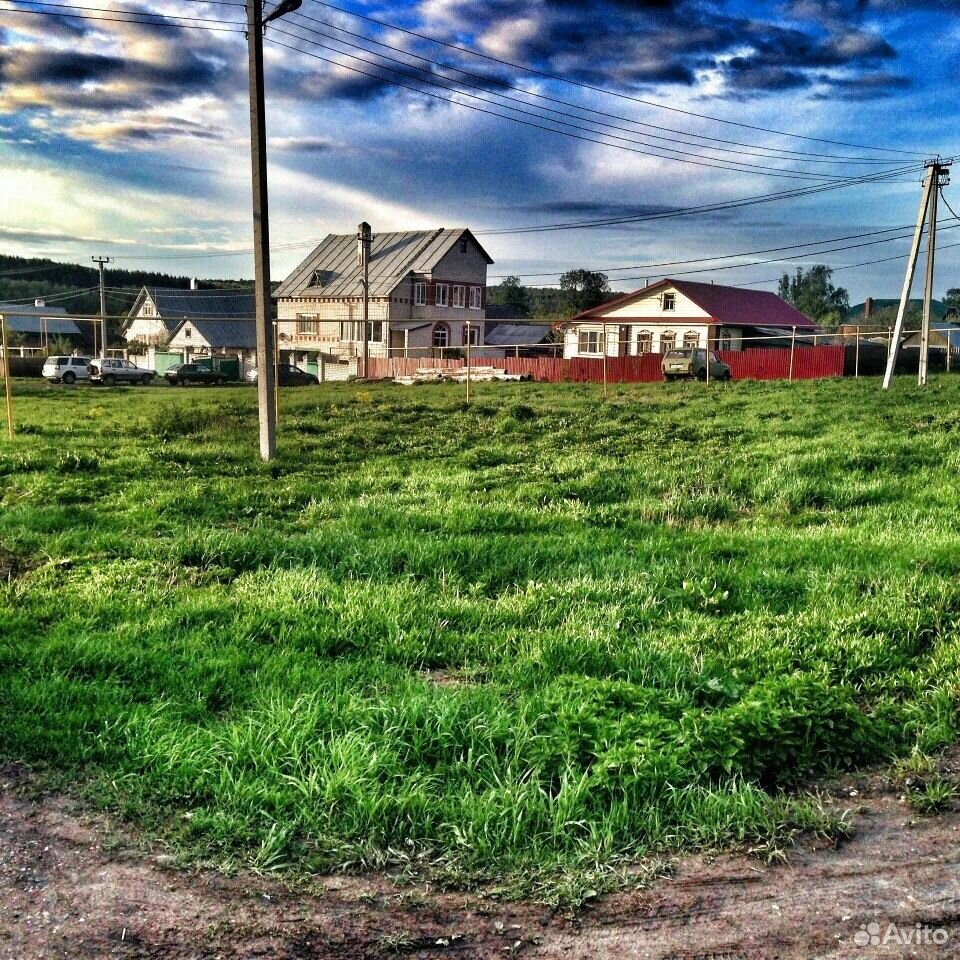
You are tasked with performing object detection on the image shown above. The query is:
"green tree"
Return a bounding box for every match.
[495,275,530,316]
[778,265,849,327]
[559,269,610,315]
[944,288,960,310]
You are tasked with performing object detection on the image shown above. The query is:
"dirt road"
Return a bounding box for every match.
[2,762,959,959]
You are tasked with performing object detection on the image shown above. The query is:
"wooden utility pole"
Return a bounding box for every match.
[358,222,371,379]
[245,0,294,461]
[92,256,112,359]
[883,160,952,390]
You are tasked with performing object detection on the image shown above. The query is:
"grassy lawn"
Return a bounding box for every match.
[2,376,960,896]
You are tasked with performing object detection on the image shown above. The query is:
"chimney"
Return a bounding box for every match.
[357,221,372,265]
[190,277,198,291]
[864,297,873,320]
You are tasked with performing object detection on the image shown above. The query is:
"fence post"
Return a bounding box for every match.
[705,330,711,385]
[273,322,280,423]
[465,318,472,404]
[1,315,13,440]
[602,322,608,399]
[855,325,860,379]
[789,326,796,382]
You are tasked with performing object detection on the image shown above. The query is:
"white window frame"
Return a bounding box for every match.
[432,323,450,348]
[413,282,427,306]
[469,286,482,310]
[683,330,700,349]
[452,285,466,309]
[636,330,653,354]
[462,323,480,346]
[435,283,449,307]
[660,331,676,352]
[662,292,677,312]
[578,330,603,355]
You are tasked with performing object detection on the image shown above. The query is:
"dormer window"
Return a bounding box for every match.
[312,269,333,288]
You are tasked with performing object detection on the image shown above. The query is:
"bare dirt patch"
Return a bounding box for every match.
[2,761,960,959]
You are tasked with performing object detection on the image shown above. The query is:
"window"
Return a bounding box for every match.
[662,292,676,311]
[184,327,192,339]
[683,331,700,349]
[462,323,480,346]
[459,239,467,253]
[636,330,653,354]
[414,282,427,306]
[296,316,318,335]
[371,321,383,342]
[719,330,733,351]
[452,285,466,308]
[578,330,603,355]
[432,323,450,348]
[660,331,676,352]
[469,286,482,309]
[435,283,449,307]
[142,303,154,317]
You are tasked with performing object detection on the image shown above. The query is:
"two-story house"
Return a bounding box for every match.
[274,227,493,371]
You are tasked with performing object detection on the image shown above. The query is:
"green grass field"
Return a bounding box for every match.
[2,377,960,896]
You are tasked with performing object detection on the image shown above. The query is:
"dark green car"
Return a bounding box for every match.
[164,363,227,387]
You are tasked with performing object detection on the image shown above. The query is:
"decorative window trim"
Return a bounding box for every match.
[683,330,700,348]
[636,330,653,354]
[660,331,677,351]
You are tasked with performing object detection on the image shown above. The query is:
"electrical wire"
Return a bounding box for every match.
[269,30,920,184]
[940,188,960,222]
[283,10,907,168]
[0,1,244,30]
[304,0,929,158]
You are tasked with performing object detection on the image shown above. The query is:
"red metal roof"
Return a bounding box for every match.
[570,278,816,330]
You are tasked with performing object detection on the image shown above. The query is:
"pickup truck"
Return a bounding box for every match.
[662,348,731,382]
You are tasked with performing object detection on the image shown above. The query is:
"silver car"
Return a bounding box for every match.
[42,355,91,385]
[88,357,155,386]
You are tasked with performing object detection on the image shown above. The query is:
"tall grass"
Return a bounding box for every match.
[2,377,960,890]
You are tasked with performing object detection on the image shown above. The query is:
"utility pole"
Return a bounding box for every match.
[245,0,300,460]
[358,221,371,379]
[92,256,112,358]
[1,313,13,440]
[883,159,952,390]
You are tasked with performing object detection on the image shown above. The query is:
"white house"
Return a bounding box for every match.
[562,279,816,358]
[274,226,493,371]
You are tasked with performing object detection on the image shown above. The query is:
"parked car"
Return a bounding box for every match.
[164,363,228,387]
[245,364,319,386]
[42,355,91,385]
[88,357,155,386]
[662,348,731,382]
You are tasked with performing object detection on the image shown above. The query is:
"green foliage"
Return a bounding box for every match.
[492,275,531,316]
[944,288,960,310]
[2,378,960,892]
[560,269,610,315]
[778,265,849,327]
[906,776,957,814]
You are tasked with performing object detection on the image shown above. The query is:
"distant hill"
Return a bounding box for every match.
[486,283,621,320]
[846,298,951,330]
[0,255,252,347]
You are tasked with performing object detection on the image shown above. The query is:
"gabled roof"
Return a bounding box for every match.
[124,287,255,331]
[570,278,816,330]
[168,318,257,349]
[274,228,494,300]
[0,303,80,336]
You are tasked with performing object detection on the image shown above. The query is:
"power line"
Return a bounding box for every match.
[490,219,960,280]
[285,10,906,168]
[269,30,919,183]
[304,0,928,158]
[0,2,243,31]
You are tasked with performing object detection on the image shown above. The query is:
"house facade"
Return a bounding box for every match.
[123,287,257,371]
[562,279,816,358]
[275,227,493,370]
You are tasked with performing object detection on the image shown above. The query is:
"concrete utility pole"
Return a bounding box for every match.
[91,256,112,359]
[883,159,952,390]
[245,0,300,460]
[358,221,371,378]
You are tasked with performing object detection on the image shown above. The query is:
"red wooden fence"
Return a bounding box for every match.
[366,346,845,384]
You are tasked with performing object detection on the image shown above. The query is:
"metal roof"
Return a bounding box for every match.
[0,303,81,336]
[274,228,494,300]
[144,287,256,320]
[570,278,816,330]
[169,318,257,349]
[483,322,553,346]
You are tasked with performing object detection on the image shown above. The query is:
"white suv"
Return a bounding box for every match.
[43,356,92,385]
[88,357,155,386]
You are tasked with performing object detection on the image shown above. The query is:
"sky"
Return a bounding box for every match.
[0,0,959,301]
